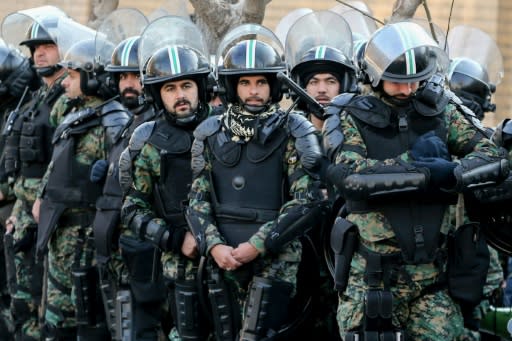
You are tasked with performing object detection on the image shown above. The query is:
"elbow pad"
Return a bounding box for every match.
[454,157,509,192]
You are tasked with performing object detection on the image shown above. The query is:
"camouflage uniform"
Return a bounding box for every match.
[37,95,129,338]
[5,74,66,341]
[330,87,507,340]
[121,106,217,341]
[187,104,321,339]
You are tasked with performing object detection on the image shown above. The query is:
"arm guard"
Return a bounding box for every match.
[342,171,428,201]
[471,175,512,203]
[144,219,186,253]
[264,201,330,254]
[454,156,509,192]
[185,208,208,256]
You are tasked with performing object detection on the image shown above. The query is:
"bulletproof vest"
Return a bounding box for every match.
[6,83,64,178]
[346,95,451,264]
[148,118,194,228]
[207,127,288,247]
[94,106,158,259]
[45,102,128,209]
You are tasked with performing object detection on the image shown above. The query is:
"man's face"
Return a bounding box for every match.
[382,80,419,100]
[160,78,199,117]
[61,68,82,99]
[33,43,60,69]
[119,72,142,108]
[236,75,271,106]
[305,73,341,106]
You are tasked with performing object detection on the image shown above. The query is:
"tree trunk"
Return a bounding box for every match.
[87,0,119,29]
[190,0,271,55]
[389,0,423,22]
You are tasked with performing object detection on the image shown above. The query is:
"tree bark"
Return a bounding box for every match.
[190,0,271,54]
[389,0,422,23]
[87,0,119,29]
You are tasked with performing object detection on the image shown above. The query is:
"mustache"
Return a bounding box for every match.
[244,96,264,103]
[121,88,140,97]
[174,99,191,108]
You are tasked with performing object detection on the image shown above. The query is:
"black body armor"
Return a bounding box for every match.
[345,95,452,264]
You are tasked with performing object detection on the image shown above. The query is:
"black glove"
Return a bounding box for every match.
[13,226,37,254]
[460,96,484,121]
[90,159,109,183]
[412,157,457,189]
[411,131,450,160]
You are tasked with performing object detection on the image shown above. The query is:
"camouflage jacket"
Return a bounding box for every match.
[332,90,506,281]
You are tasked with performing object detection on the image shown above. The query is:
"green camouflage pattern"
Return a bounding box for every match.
[333,91,505,339]
[338,260,465,339]
[187,108,319,337]
[8,77,67,340]
[41,96,107,331]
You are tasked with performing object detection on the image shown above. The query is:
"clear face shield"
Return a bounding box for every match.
[96,8,148,69]
[363,21,449,87]
[138,15,208,85]
[275,8,313,48]
[285,11,354,73]
[447,25,503,89]
[216,23,285,78]
[1,6,67,57]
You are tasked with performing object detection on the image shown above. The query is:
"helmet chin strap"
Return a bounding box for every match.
[242,103,268,114]
[36,65,62,78]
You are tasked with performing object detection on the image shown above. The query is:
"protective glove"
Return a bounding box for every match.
[460,96,484,121]
[90,159,109,183]
[13,226,37,254]
[411,131,450,160]
[412,157,457,189]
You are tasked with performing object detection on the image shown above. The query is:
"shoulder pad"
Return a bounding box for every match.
[288,113,316,138]
[193,116,221,141]
[345,95,391,128]
[129,121,156,153]
[100,100,127,115]
[323,114,343,161]
[325,93,357,117]
[492,118,512,148]
[102,109,130,128]
[118,146,133,194]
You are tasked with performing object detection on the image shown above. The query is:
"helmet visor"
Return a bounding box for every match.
[364,21,449,86]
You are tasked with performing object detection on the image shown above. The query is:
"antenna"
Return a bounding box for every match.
[335,0,385,26]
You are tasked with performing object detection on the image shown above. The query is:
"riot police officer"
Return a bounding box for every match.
[119,16,217,340]
[1,8,67,340]
[446,25,511,340]
[282,11,357,339]
[325,21,509,340]
[0,39,40,340]
[95,32,160,338]
[186,23,323,340]
[31,29,130,338]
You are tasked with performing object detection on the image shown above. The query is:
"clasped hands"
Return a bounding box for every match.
[210,242,259,271]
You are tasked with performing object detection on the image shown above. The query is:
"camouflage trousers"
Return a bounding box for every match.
[10,199,42,340]
[337,265,464,340]
[44,223,95,330]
